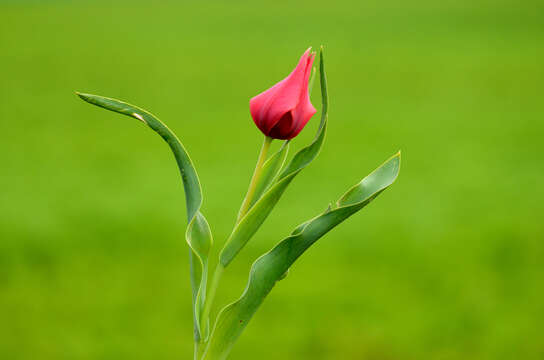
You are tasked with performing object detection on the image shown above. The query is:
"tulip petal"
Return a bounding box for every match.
[288,52,317,138]
[249,79,286,132]
[268,111,296,139]
[290,101,316,139]
[250,49,316,138]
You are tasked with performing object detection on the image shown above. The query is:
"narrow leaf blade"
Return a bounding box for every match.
[248,142,289,209]
[77,92,212,341]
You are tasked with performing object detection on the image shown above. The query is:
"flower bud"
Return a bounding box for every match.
[250,48,317,140]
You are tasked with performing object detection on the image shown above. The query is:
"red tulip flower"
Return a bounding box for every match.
[250,48,317,140]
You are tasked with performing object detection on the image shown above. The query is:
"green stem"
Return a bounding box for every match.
[199,264,224,338]
[236,136,273,222]
[194,342,201,360]
[197,136,273,358]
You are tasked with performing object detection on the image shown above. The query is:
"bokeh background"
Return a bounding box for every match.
[1,0,543,359]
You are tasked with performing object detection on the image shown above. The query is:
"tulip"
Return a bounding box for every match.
[250,48,317,140]
[77,47,403,360]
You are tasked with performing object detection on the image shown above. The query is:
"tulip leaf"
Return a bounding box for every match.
[247,141,290,209]
[76,93,213,342]
[308,66,317,95]
[219,47,329,268]
[203,152,401,360]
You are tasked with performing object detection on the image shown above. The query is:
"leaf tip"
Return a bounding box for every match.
[393,150,401,165]
[76,91,92,103]
[389,152,402,184]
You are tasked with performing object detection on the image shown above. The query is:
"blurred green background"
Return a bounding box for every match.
[1,0,543,359]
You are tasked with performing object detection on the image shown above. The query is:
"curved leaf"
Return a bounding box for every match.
[204,152,401,360]
[76,93,213,341]
[219,47,329,268]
